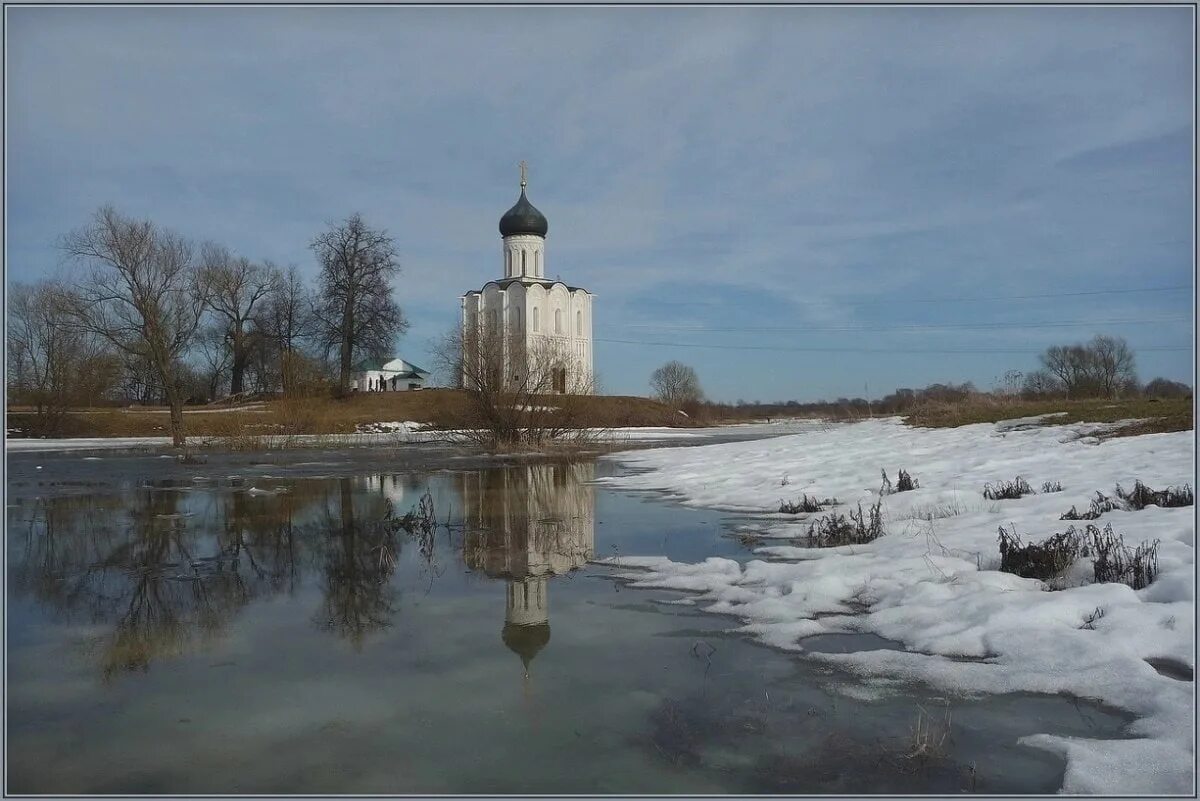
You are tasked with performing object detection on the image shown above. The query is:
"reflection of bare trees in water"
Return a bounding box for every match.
[12,482,331,679]
[8,464,597,678]
[13,494,125,623]
[310,479,400,649]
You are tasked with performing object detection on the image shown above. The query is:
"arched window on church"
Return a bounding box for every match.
[506,250,511,275]
[521,250,526,274]
[512,306,521,330]
[554,309,562,334]
[534,251,540,276]
[532,306,539,332]
[576,310,582,336]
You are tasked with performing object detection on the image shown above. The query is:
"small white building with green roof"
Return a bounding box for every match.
[349,357,429,393]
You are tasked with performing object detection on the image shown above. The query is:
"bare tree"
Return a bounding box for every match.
[7,280,116,431]
[1088,335,1137,398]
[257,264,315,395]
[115,351,164,406]
[650,360,704,409]
[199,246,280,397]
[1040,344,1094,398]
[60,206,209,447]
[309,214,408,393]
[194,323,232,401]
[1039,336,1137,399]
[1021,369,1064,399]
[434,320,596,448]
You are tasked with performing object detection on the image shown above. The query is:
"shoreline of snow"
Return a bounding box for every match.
[595,417,1195,794]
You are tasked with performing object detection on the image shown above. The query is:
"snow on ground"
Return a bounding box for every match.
[597,417,1195,794]
[353,420,432,435]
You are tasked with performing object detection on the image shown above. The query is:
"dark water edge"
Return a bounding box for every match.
[5,449,1131,794]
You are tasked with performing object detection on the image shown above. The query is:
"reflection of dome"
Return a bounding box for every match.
[498,187,549,238]
[502,622,550,672]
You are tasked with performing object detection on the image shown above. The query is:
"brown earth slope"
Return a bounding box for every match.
[6,390,698,438]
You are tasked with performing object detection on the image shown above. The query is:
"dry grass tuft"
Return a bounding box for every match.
[778,494,839,514]
[805,499,885,546]
[982,476,1035,501]
[997,524,1082,582]
[1115,480,1193,510]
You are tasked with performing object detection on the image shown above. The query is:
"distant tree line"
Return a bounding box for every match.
[653,335,1189,422]
[7,206,409,443]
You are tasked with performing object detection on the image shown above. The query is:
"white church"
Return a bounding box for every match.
[460,164,594,393]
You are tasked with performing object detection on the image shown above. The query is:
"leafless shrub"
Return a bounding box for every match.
[1060,491,1122,520]
[1089,524,1159,590]
[433,321,600,449]
[1041,481,1063,493]
[898,469,919,492]
[996,524,1083,582]
[1115,480,1193,510]
[806,499,885,546]
[881,468,919,494]
[778,494,838,514]
[998,522,1160,590]
[982,476,1035,501]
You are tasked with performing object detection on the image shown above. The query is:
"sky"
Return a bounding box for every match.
[5,5,1195,402]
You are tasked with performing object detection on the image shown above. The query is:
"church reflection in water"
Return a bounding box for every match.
[456,463,596,677]
[8,463,596,682]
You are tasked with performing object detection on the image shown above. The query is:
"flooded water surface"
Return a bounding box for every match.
[6,450,1130,793]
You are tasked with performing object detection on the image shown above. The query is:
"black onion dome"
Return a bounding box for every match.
[501,622,551,671]
[499,188,549,238]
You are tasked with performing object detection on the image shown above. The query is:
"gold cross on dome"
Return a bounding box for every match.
[519,160,528,187]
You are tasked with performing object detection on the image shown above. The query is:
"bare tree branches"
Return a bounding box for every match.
[7,280,117,431]
[60,206,209,446]
[434,321,597,448]
[199,246,281,395]
[1038,335,1137,399]
[650,360,704,410]
[256,264,317,396]
[309,214,408,392]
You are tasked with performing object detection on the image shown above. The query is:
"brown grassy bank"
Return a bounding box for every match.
[6,390,697,439]
[902,396,1193,437]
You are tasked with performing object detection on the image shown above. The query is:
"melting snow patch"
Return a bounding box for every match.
[354,420,430,435]
[598,417,1194,794]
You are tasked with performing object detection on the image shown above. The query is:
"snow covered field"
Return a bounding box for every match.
[597,417,1195,794]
